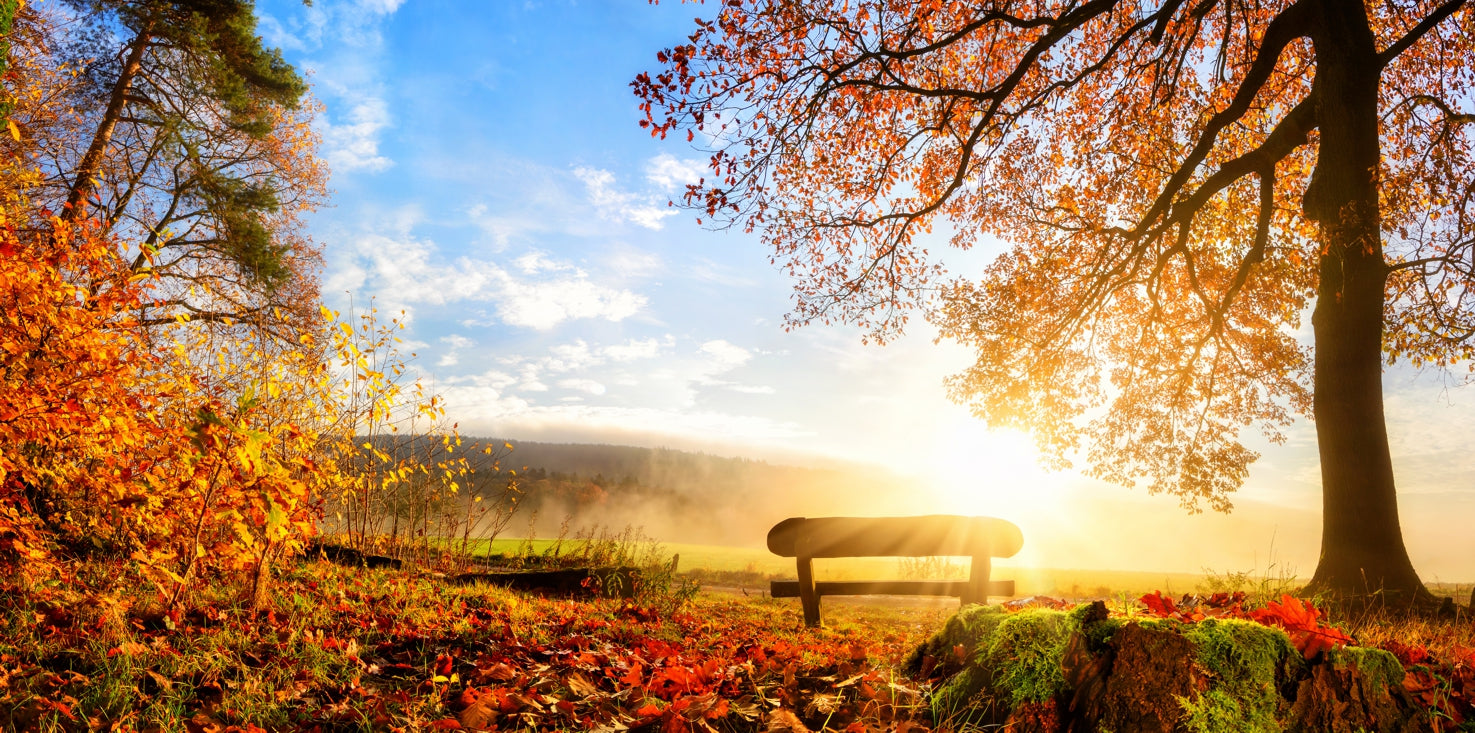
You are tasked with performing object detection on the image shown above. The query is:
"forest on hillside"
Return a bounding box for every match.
[340,438,916,548]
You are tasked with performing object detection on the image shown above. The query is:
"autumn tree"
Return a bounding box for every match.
[0,0,19,124]
[0,11,334,608]
[23,0,326,338]
[636,0,1475,601]
[0,207,159,578]
[316,302,521,569]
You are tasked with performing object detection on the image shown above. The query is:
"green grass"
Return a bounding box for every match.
[475,537,1216,599]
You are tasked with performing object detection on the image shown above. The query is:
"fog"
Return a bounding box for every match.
[483,436,1475,585]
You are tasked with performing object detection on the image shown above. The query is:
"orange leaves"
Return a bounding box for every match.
[1248,594,1355,660]
[424,597,917,732]
[0,207,156,577]
[0,164,335,601]
[1138,590,1354,660]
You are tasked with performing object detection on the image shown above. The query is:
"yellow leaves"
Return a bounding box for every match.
[6,120,18,141]
[131,550,186,585]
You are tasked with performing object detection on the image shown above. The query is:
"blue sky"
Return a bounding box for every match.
[253,0,1475,577]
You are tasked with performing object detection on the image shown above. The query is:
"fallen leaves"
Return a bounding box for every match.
[1248,595,1355,660]
[1138,591,1354,659]
[1,560,947,731]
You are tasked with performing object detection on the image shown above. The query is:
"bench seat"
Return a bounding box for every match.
[767,515,1023,626]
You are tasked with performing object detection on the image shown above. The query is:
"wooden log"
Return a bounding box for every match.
[307,542,403,570]
[449,567,639,598]
[766,515,1023,559]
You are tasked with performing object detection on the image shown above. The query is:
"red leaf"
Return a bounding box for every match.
[1139,591,1177,617]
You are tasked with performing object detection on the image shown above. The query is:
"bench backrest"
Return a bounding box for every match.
[766,515,1023,559]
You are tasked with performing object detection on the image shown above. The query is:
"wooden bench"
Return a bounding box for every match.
[767,515,1022,627]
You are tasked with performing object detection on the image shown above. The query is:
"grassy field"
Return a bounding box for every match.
[477,537,1248,599]
[422,536,1475,603]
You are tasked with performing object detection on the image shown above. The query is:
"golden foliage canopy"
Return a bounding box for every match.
[636,0,1475,512]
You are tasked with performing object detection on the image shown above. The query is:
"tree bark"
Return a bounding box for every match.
[1302,0,1430,603]
[63,21,152,222]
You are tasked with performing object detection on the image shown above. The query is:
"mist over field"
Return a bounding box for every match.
[455,439,1475,583]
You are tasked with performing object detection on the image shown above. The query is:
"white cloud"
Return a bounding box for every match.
[324,260,368,296]
[261,0,405,179]
[460,369,518,391]
[320,95,393,173]
[602,244,664,279]
[438,334,473,366]
[261,0,404,52]
[357,0,406,14]
[546,341,601,372]
[690,258,758,288]
[699,340,752,371]
[645,153,706,191]
[486,337,665,386]
[574,166,678,230]
[472,335,760,410]
[330,227,647,331]
[495,278,647,330]
[519,365,549,392]
[515,251,576,275]
[728,385,776,395]
[603,338,664,362]
[257,14,308,53]
[558,378,607,396]
[456,160,609,248]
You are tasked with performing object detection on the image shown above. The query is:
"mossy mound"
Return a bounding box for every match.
[1285,647,1421,733]
[911,602,1433,732]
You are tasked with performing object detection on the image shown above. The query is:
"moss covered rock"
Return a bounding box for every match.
[1179,618,1300,733]
[910,603,1431,732]
[1285,647,1425,733]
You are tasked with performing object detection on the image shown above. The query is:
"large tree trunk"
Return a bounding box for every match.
[63,21,152,222]
[1302,0,1430,604]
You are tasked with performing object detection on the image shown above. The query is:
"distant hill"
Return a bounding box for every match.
[421,437,921,547]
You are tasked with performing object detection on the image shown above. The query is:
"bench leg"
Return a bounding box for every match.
[797,555,820,627]
[964,554,991,606]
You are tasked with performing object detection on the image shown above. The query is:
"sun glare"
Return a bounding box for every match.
[924,417,1070,522]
